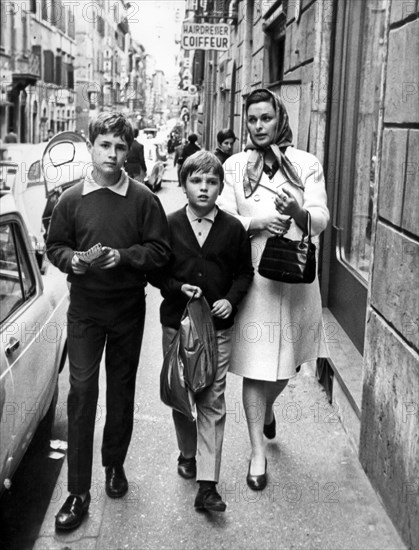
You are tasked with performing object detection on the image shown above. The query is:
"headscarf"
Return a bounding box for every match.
[243,88,304,198]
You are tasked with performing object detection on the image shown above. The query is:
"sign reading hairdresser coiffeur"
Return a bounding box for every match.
[181,22,230,51]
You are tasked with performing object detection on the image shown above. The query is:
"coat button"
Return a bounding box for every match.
[254,194,260,202]
[197,272,203,277]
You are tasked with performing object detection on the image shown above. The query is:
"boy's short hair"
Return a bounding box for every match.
[89,112,134,148]
[180,151,224,191]
[187,133,198,143]
[217,128,236,144]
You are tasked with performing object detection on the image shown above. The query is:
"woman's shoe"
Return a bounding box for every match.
[246,459,267,491]
[263,413,276,439]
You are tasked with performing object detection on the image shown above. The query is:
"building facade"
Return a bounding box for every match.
[0,0,150,142]
[183,1,418,548]
[1,0,76,143]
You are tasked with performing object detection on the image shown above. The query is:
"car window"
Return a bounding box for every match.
[27,160,42,187]
[0,222,36,323]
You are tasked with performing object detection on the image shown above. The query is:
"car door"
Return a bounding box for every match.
[0,213,59,486]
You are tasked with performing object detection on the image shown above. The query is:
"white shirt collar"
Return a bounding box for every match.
[82,167,129,196]
[186,205,218,223]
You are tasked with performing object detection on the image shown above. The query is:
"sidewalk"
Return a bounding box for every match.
[34,180,407,550]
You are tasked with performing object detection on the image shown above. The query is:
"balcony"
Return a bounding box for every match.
[12,52,40,89]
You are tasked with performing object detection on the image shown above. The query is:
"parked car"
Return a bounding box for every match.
[0,190,69,494]
[0,132,91,242]
[0,142,50,242]
[41,131,91,237]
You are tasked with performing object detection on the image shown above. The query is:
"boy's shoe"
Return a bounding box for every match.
[177,453,196,479]
[105,465,128,498]
[194,482,226,512]
[55,492,91,531]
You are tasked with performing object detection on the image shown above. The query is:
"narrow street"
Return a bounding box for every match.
[29,165,405,550]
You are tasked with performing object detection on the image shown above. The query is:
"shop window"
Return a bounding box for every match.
[337,1,387,281]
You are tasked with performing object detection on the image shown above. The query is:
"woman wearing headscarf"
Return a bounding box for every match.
[217,88,329,490]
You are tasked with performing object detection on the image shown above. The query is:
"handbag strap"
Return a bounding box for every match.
[302,211,312,243]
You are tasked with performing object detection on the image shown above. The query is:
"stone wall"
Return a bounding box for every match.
[360,4,419,549]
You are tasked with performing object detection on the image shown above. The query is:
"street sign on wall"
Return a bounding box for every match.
[181,22,230,51]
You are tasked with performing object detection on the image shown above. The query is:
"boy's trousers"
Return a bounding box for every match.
[67,289,145,494]
[163,326,232,483]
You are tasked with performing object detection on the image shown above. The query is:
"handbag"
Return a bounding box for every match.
[258,212,316,283]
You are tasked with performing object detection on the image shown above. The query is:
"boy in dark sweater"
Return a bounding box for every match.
[47,112,170,531]
[150,151,253,512]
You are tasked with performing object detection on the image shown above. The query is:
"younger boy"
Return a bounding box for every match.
[150,151,253,512]
[47,112,170,531]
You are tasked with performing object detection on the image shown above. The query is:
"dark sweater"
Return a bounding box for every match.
[148,206,254,330]
[125,140,147,177]
[213,148,230,165]
[46,178,170,296]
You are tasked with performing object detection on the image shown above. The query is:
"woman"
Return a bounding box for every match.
[217,88,329,490]
[214,128,237,164]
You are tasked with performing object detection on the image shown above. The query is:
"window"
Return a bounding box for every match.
[41,0,48,21]
[263,5,286,84]
[55,54,62,85]
[0,222,36,323]
[27,161,42,185]
[337,0,387,280]
[43,50,55,83]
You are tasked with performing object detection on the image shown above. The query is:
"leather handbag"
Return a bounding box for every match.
[258,212,316,283]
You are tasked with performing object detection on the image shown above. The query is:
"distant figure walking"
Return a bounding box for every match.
[176,133,200,186]
[125,128,147,182]
[4,129,18,143]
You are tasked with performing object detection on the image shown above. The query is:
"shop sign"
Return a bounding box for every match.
[181,23,230,51]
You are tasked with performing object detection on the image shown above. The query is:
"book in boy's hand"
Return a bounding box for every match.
[75,243,108,264]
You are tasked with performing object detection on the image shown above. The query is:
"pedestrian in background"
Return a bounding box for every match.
[47,112,170,532]
[4,129,18,143]
[213,128,237,164]
[176,133,200,186]
[149,150,253,512]
[217,88,329,491]
[125,128,147,182]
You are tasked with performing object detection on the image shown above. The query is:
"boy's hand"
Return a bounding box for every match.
[211,299,232,319]
[181,284,203,299]
[91,247,121,269]
[71,254,88,275]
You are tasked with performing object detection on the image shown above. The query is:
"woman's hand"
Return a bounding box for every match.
[212,299,233,319]
[181,284,203,299]
[275,188,309,231]
[250,213,291,236]
[274,188,301,217]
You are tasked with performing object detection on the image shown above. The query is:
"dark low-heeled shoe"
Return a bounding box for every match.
[194,484,226,512]
[105,465,128,498]
[55,492,91,532]
[263,413,276,439]
[246,459,267,491]
[177,453,197,479]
